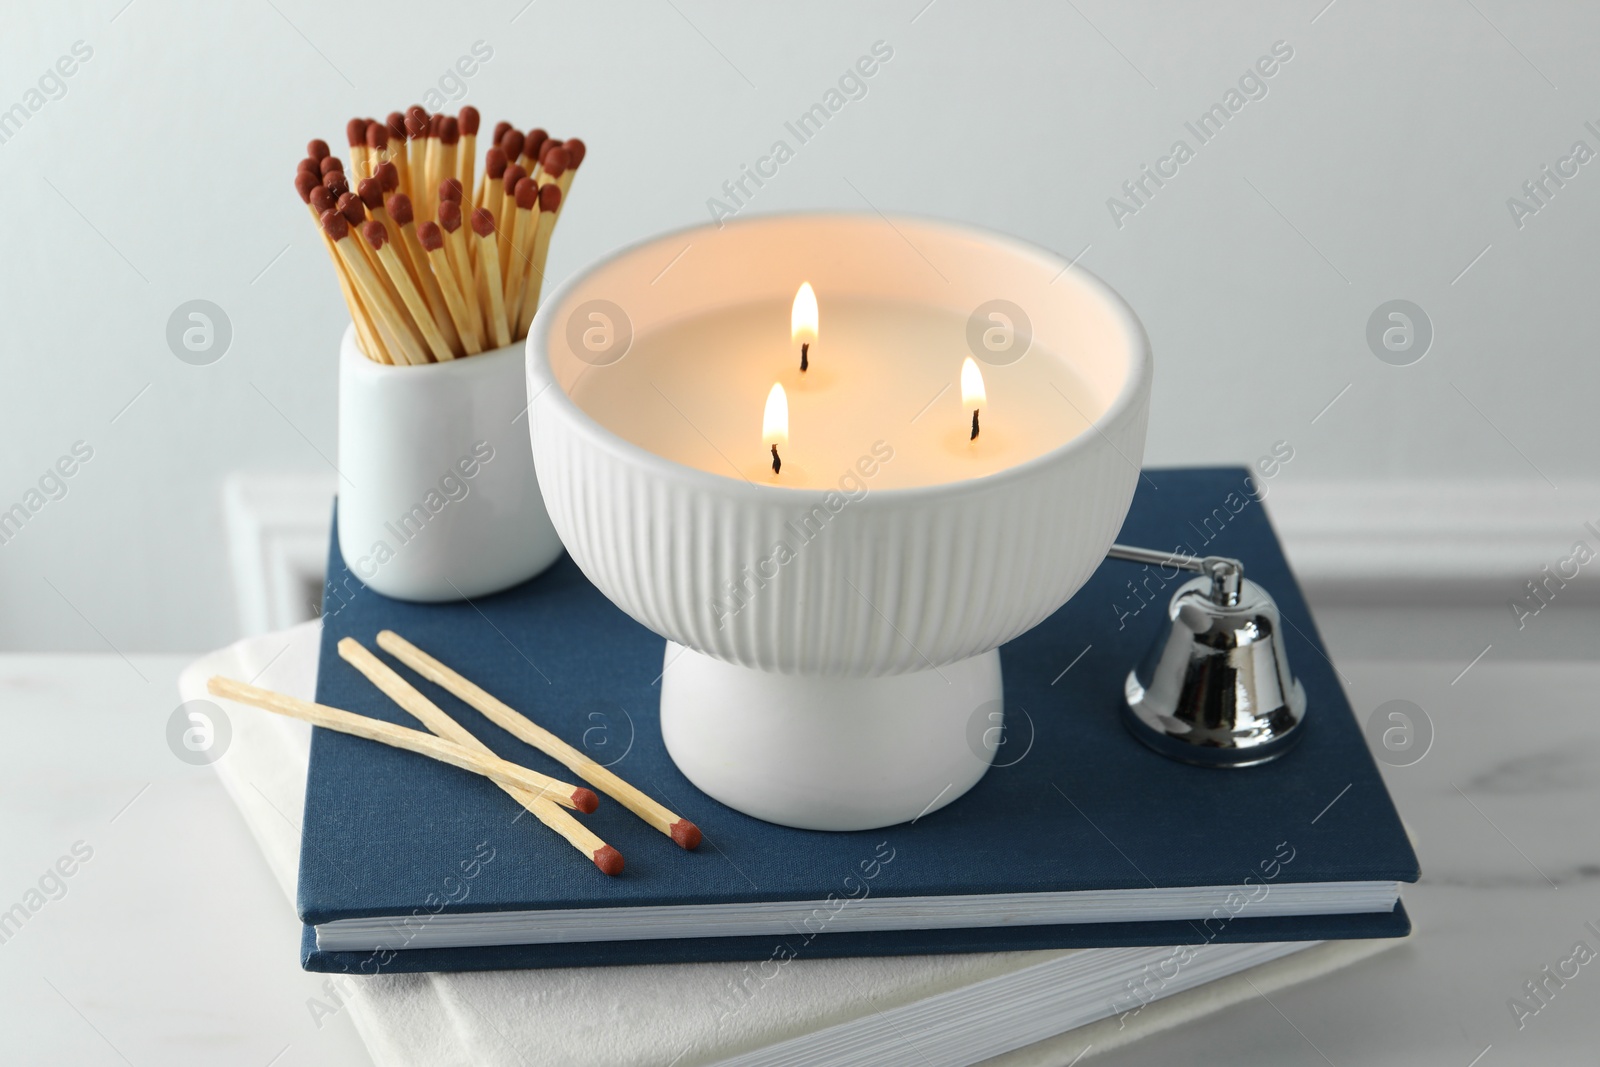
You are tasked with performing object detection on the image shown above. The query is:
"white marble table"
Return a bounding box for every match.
[0,654,373,1067]
[2,653,1594,1065]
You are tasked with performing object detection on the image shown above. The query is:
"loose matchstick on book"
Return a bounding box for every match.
[296,107,586,364]
[336,638,624,876]
[206,676,600,813]
[375,630,704,850]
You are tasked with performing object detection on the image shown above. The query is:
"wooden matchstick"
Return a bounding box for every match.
[471,207,512,349]
[496,163,526,277]
[517,183,561,339]
[557,138,585,206]
[499,128,525,179]
[376,630,703,849]
[477,146,506,213]
[404,106,429,207]
[532,137,560,182]
[365,121,390,185]
[322,210,427,367]
[391,195,465,356]
[424,113,444,222]
[385,112,410,200]
[457,106,479,205]
[207,675,600,812]
[346,118,369,180]
[418,220,482,356]
[375,162,425,288]
[364,221,451,362]
[438,116,459,207]
[501,177,537,331]
[336,638,622,875]
[437,201,479,336]
[538,144,571,201]
[520,128,548,175]
[537,143,568,193]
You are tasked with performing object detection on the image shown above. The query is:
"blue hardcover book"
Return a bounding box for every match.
[300,467,1418,973]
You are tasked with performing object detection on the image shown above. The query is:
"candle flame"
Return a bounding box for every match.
[961,357,986,409]
[791,282,818,344]
[762,382,789,446]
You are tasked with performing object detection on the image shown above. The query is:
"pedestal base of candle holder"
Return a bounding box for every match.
[658,642,1003,831]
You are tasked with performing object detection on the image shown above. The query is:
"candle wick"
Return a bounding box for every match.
[970,409,980,441]
[799,342,809,374]
[771,444,782,475]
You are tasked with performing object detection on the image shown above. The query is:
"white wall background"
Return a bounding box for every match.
[2,0,1597,652]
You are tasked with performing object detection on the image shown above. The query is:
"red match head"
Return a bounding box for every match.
[592,846,624,877]
[294,170,319,203]
[405,106,428,138]
[438,177,463,204]
[540,147,569,178]
[440,116,460,145]
[361,219,389,250]
[319,155,344,176]
[484,146,507,180]
[416,220,443,251]
[524,128,548,160]
[386,193,413,226]
[430,112,444,137]
[322,170,349,198]
[297,156,319,177]
[670,819,702,850]
[458,106,480,136]
[320,209,349,241]
[337,191,366,225]
[345,117,368,147]
[538,183,562,213]
[572,788,600,814]
[306,138,330,161]
[563,138,586,168]
[309,185,336,215]
[438,200,462,233]
[492,120,511,144]
[499,128,525,162]
[386,111,408,142]
[502,163,526,195]
[366,122,388,150]
[356,178,384,210]
[539,139,563,164]
[513,177,537,210]
[375,160,399,193]
[469,206,496,238]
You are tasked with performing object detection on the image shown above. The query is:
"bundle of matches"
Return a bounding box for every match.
[295,108,585,364]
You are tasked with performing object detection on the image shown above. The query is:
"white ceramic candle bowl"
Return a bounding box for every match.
[526,214,1151,829]
[337,327,563,601]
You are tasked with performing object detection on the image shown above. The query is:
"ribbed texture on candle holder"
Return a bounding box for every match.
[528,382,1149,678]
[523,213,1154,678]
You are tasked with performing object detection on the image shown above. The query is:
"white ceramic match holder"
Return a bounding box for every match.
[336,326,563,601]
